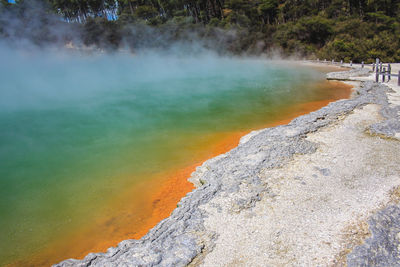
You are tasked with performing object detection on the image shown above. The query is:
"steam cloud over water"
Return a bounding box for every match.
[0,0,243,54]
[0,41,330,266]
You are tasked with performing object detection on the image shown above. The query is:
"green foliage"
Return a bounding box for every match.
[224,0,250,12]
[223,11,251,28]
[294,16,333,46]
[1,0,399,61]
[135,5,158,20]
[272,15,333,55]
[258,0,278,24]
[83,17,122,49]
[319,37,361,62]
[0,0,10,7]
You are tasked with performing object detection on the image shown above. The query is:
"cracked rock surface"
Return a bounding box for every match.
[347,205,400,267]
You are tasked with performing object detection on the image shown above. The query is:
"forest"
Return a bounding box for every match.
[0,0,399,62]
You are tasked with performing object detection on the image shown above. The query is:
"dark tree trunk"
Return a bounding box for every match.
[129,1,134,15]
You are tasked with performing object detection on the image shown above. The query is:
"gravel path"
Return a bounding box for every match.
[200,103,400,266]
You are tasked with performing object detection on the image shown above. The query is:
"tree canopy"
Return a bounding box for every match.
[1,0,399,61]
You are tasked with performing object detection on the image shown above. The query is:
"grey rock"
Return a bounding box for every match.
[314,167,331,176]
[347,205,400,267]
[326,68,371,80]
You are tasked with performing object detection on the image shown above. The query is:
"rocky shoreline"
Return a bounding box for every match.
[56,66,400,267]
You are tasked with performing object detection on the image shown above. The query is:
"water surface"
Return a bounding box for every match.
[0,49,350,266]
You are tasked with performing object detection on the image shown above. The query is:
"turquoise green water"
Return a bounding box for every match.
[0,49,342,266]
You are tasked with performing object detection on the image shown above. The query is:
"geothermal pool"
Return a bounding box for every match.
[0,48,350,266]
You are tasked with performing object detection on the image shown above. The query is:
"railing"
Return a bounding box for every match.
[371,59,398,84]
[316,58,400,86]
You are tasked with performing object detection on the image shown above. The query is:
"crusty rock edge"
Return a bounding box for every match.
[55,68,398,267]
[347,205,400,267]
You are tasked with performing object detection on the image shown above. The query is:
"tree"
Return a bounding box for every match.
[258,0,278,24]
[135,5,158,19]
[295,16,333,46]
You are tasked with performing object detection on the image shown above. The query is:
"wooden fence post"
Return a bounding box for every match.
[398,71,400,86]
[362,61,364,68]
[375,58,379,82]
[382,67,386,82]
[388,64,391,81]
[380,62,383,72]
